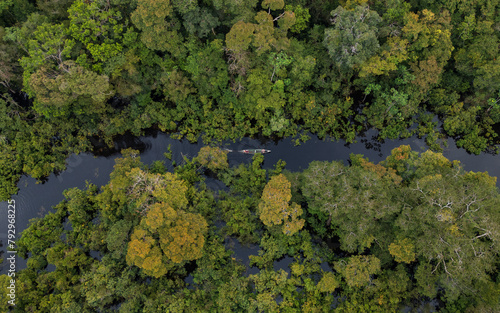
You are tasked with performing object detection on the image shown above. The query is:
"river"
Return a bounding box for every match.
[1,129,499,281]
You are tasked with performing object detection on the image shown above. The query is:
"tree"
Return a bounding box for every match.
[323,5,381,70]
[184,39,229,102]
[105,220,133,259]
[317,272,340,293]
[0,27,22,91]
[79,257,127,309]
[336,264,411,313]
[334,255,381,288]
[249,269,289,312]
[402,9,453,94]
[212,0,259,26]
[285,4,310,33]
[64,184,99,248]
[126,167,189,212]
[157,206,208,263]
[45,242,91,270]
[225,20,255,53]
[36,0,74,20]
[359,37,408,77]
[0,139,22,199]
[159,68,196,103]
[27,61,114,117]
[126,201,208,276]
[388,238,416,263]
[258,174,305,235]
[224,1,295,69]
[182,7,220,39]
[0,275,11,312]
[126,227,169,278]
[301,160,398,252]
[68,0,124,72]
[195,146,229,172]
[131,0,184,56]
[17,20,74,75]
[395,159,500,301]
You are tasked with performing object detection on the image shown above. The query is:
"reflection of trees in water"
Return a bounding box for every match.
[0,240,3,270]
[37,206,46,218]
[89,132,152,157]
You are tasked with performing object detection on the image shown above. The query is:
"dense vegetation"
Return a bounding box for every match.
[1,146,498,312]
[1,0,500,198]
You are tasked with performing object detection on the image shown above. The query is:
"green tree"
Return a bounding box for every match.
[301,160,398,252]
[0,139,22,199]
[317,272,340,293]
[395,156,500,301]
[285,4,310,33]
[126,167,189,212]
[27,61,114,117]
[402,9,453,93]
[36,0,74,20]
[182,7,220,39]
[323,5,381,70]
[159,68,196,103]
[359,37,408,77]
[68,0,124,72]
[105,219,133,259]
[131,0,184,56]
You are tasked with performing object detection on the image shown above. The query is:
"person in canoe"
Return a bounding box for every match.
[240,149,271,154]
[224,148,271,154]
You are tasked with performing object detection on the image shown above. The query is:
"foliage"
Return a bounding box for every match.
[388,238,416,263]
[0,0,500,309]
[0,0,499,201]
[334,255,381,288]
[258,174,305,235]
[195,146,228,172]
[131,0,184,56]
[8,145,500,311]
[323,5,381,70]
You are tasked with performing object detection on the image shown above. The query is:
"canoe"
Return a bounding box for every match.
[238,149,271,154]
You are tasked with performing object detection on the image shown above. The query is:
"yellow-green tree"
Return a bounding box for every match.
[126,227,169,278]
[0,274,11,312]
[195,146,229,172]
[388,238,416,263]
[126,202,208,276]
[317,272,340,293]
[158,208,208,263]
[359,37,409,77]
[126,167,189,212]
[334,255,381,288]
[258,174,304,235]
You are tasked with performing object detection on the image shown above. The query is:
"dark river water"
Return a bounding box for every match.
[1,129,499,299]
